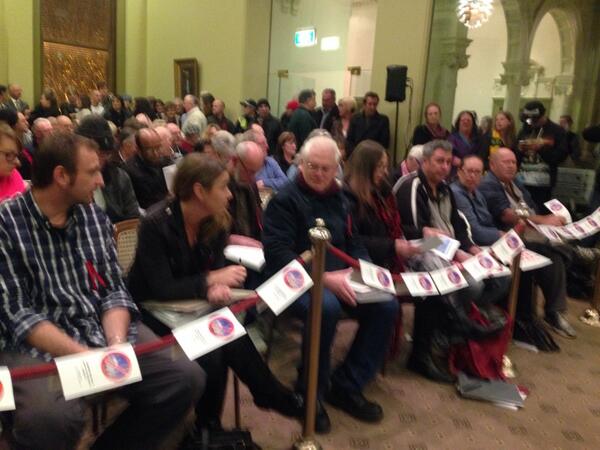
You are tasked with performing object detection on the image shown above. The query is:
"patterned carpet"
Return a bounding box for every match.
[222,298,600,450]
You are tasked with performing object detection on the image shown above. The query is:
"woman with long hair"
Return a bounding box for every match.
[448,110,482,176]
[479,110,518,168]
[127,153,302,430]
[274,131,297,174]
[411,102,450,145]
[103,95,131,129]
[28,88,61,124]
[331,96,357,145]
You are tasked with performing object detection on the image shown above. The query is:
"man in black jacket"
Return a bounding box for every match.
[263,135,398,433]
[257,98,282,154]
[287,89,317,148]
[124,128,168,209]
[346,91,390,157]
[75,115,140,222]
[314,88,340,132]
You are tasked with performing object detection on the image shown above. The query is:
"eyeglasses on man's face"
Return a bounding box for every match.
[305,161,336,174]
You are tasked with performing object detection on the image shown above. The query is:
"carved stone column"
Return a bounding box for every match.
[501,60,531,116]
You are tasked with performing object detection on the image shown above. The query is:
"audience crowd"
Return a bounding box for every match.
[0,79,599,449]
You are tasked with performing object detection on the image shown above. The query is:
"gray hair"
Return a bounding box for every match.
[211,130,236,159]
[33,117,52,130]
[299,135,341,164]
[422,139,452,159]
[235,140,254,159]
[182,122,201,136]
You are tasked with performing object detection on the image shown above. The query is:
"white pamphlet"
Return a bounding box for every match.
[461,251,500,281]
[572,219,597,238]
[532,223,563,242]
[491,230,524,264]
[162,164,177,194]
[358,259,397,295]
[430,236,461,261]
[519,249,553,272]
[488,264,512,278]
[55,344,142,401]
[172,307,246,361]
[400,272,439,297]
[563,222,587,240]
[0,367,15,411]
[429,265,469,295]
[544,199,572,224]
[583,214,600,233]
[255,259,313,315]
[224,245,266,272]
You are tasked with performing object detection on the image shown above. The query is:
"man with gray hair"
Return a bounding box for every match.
[288,89,317,148]
[263,135,398,433]
[181,94,207,135]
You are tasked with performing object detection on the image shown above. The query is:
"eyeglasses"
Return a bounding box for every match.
[305,161,335,173]
[0,150,19,162]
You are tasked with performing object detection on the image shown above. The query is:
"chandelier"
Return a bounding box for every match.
[457,0,494,29]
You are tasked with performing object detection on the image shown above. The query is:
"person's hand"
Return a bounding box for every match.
[468,245,482,256]
[454,249,472,263]
[323,268,356,307]
[542,214,566,227]
[228,234,263,248]
[423,226,449,238]
[256,180,265,190]
[207,284,232,305]
[395,239,421,259]
[207,265,247,287]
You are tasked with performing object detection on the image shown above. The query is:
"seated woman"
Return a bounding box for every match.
[0,124,27,202]
[411,102,450,145]
[127,153,302,429]
[274,131,297,174]
[448,110,482,173]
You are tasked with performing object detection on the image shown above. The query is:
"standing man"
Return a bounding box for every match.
[263,135,397,433]
[181,94,207,136]
[287,89,317,148]
[90,89,105,116]
[517,100,568,209]
[257,98,282,154]
[5,84,29,114]
[346,91,390,158]
[0,132,204,450]
[208,98,235,132]
[234,99,258,134]
[314,88,339,132]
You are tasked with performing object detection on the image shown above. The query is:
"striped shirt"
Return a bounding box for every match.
[0,190,139,361]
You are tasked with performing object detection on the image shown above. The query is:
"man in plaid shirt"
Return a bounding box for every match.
[0,132,204,450]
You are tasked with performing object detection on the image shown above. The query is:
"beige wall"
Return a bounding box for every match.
[1,0,36,107]
[117,0,270,120]
[371,0,434,161]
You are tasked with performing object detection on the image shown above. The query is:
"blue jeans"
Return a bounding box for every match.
[289,288,399,398]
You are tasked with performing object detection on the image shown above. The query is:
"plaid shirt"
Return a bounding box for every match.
[0,190,139,361]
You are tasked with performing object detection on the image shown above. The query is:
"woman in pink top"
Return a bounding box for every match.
[0,124,27,201]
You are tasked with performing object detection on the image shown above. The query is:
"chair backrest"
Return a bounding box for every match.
[113,219,140,276]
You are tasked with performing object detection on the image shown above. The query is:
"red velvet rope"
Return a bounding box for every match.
[326,244,405,282]
[8,295,262,381]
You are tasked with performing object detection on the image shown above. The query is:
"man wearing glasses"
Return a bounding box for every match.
[124,128,168,209]
[263,135,398,433]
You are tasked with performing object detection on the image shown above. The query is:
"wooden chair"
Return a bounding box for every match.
[113,219,140,276]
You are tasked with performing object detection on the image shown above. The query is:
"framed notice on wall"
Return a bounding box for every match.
[174,58,199,98]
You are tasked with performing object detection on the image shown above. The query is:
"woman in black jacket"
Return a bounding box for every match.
[29,88,60,124]
[128,153,301,429]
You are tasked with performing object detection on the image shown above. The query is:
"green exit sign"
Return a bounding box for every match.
[294,28,316,47]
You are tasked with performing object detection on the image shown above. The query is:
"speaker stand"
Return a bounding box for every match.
[392,101,400,167]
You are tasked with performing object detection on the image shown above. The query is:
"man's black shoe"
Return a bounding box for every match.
[314,400,331,434]
[325,385,383,423]
[545,312,577,339]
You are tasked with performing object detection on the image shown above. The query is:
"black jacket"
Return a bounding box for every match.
[394,170,473,251]
[263,176,369,276]
[258,114,283,155]
[127,199,227,302]
[346,111,390,156]
[124,154,168,209]
[101,163,140,223]
[229,178,262,240]
[314,105,340,133]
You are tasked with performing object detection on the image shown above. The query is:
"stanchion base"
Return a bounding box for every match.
[579,308,600,327]
[502,355,517,378]
[292,437,322,450]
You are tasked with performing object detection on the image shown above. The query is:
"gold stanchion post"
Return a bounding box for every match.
[293,219,330,450]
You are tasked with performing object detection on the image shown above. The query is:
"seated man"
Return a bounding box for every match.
[75,115,140,223]
[478,147,576,339]
[124,128,169,209]
[0,132,204,450]
[263,135,398,433]
[395,140,508,381]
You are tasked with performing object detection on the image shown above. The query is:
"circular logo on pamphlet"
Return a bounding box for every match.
[447,268,461,285]
[0,380,3,400]
[477,255,493,269]
[574,224,585,233]
[376,270,391,287]
[588,217,598,228]
[283,268,304,289]
[506,235,520,249]
[208,317,235,338]
[101,352,131,381]
[550,203,562,211]
[418,276,432,290]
